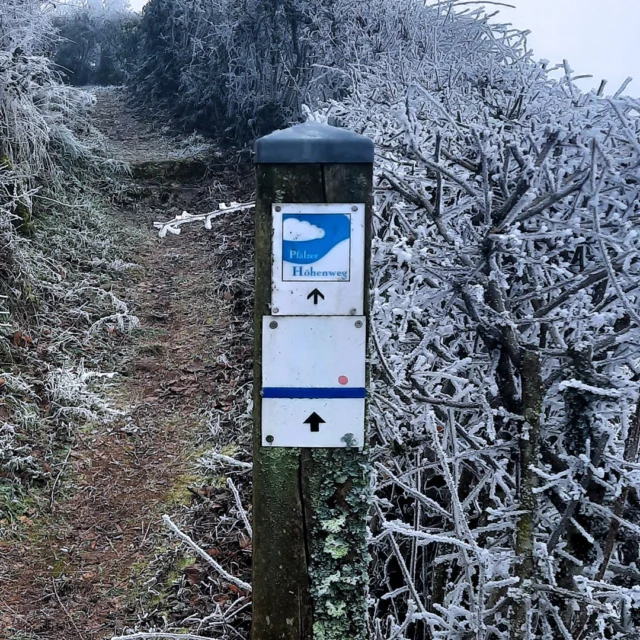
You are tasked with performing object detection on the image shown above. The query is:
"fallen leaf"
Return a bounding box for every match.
[227,584,247,595]
[12,331,34,348]
[184,564,204,585]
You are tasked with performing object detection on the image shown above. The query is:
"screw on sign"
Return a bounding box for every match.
[252,121,373,640]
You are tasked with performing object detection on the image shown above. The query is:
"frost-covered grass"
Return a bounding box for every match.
[0,0,138,526]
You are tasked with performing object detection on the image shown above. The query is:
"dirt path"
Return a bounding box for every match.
[0,88,253,640]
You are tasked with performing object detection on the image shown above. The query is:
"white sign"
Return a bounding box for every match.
[261,315,366,448]
[262,316,366,388]
[271,204,365,316]
[262,398,365,448]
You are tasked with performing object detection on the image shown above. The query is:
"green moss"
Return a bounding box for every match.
[166,465,204,505]
[321,515,346,534]
[0,481,34,524]
[148,555,195,607]
[324,534,349,559]
[326,600,347,617]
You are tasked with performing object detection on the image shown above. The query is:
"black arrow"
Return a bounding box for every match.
[307,288,325,305]
[304,412,325,433]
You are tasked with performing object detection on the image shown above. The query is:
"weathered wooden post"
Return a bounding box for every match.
[252,122,374,640]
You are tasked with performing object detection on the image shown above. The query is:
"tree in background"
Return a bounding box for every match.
[133,0,352,143]
[51,0,140,86]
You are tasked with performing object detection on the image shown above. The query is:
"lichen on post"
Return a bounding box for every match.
[302,448,371,640]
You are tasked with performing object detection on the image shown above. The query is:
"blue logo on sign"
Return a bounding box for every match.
[282,213,351,281]
[282,214,350,265]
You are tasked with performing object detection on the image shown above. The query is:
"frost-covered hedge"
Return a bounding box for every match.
[308,2,640,638]
[52,8,140,86]
[132,0,354,143]
[1,1,134,511]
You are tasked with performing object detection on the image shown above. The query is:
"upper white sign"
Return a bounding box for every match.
[271,203,365,316]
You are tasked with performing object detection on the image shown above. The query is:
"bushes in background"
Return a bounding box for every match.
[132,0,353,143]
[52,7,140,86]
[1,0,134,508]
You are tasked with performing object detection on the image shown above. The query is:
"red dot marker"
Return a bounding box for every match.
[338,375,349,385]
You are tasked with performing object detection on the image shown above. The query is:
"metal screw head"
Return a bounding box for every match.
[351,205,358,212]
[349,308,357,315]
[266,435,274,443]
[269,321,278,329]
[355,320,363,328]
[275,206,282,212]
[272,307,279,314]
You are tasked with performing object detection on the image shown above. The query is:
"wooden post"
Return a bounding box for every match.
[252,123,374,640]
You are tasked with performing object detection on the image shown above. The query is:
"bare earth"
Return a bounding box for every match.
[0,88,253,640]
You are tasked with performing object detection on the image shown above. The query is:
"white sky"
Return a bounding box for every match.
[498,0,640,95]
[126,0,640,96]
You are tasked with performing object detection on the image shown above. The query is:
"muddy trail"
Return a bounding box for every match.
[0,88,254,639]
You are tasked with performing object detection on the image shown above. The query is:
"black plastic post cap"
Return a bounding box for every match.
[254,122,374,164]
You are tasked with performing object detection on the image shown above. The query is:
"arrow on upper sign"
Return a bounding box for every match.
[304,412,326,433]
[307,288,325,305]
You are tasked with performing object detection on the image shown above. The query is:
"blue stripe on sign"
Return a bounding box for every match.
[263,387,366,399]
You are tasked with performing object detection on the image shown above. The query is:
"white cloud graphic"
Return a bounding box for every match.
[283,218,325,242]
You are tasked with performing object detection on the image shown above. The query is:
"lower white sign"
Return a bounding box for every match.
[262,398,365,448]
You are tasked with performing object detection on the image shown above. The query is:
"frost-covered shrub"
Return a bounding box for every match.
[0,1,134,492]
[52,8,140,86]
[303,2,640,638]
[132,0,353,143]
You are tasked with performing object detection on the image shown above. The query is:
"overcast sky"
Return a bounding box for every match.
[126,0,639,96]
[498,0,639,95]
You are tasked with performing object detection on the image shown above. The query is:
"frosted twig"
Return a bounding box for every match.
[376,462,452,520]
[590,144,640,326]
[111,634,214,640]
[162,515,252,592]
[52,578,85,640]
[227,478,252,538]
[50,446,73,509]
[200,451,252,471]
[153,202,255,237]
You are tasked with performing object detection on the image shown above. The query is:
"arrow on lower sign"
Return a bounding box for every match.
[307,288,325,305]
[304,412,325,433]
